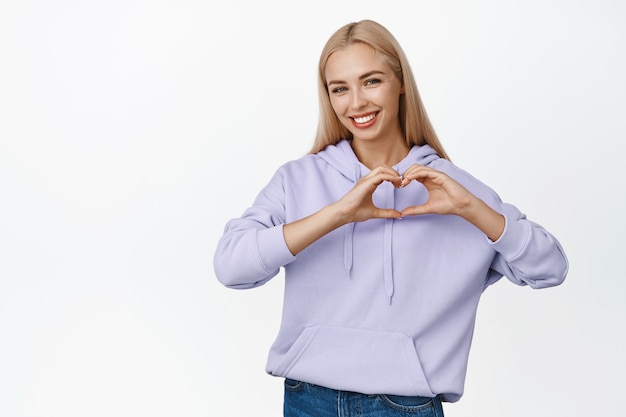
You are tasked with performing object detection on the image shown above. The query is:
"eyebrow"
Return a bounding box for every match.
[327,70,386,87]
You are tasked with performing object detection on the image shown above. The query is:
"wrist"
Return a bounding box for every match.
[458,197,505,241]
[325,202,353,228]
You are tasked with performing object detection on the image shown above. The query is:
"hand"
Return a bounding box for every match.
[400,164,505,241]
[334,164,403,223]
[283,165,403,256]
[399,164,475,217]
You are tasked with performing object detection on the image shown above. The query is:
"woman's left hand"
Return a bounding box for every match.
[399,164,475,217]
[400,164,505,241]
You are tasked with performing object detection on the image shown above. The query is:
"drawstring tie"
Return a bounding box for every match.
[343,163,396,305]
[343,163,361,274]
[383,183,395,305]
[344,222,354,272]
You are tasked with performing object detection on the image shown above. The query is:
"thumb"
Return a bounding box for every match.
[400,204,430,217]
[374,208,403,219]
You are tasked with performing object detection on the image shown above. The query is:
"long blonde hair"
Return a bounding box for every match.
[311,20,449,160]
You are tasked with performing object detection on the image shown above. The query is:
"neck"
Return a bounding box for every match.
[350,137,410,169]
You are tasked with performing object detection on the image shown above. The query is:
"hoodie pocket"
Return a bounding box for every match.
[273,325,434,397]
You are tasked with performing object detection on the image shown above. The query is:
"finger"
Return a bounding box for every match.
[400,163,423,176]
[403,169,444,187]
[403,164,436,179]
[373,208,403,219]
[400,164,430,186]
[366,165,401,180]
[364,171,403,188]
[400,204,430,217]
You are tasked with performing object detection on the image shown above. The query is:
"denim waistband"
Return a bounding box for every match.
[283,378,445,417]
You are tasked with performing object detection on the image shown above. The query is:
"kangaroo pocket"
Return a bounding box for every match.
[272,325,435,397]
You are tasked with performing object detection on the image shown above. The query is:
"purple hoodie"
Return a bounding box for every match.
[213,139,568,402]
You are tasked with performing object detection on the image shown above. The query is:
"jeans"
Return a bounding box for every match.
[284,379,445,417]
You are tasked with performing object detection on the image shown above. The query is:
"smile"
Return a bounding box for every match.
[350,112,378,126]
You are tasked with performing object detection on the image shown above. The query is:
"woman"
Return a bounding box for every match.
[214,19,568,417]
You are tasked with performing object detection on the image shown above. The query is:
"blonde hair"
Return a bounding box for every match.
[311,20,449,160]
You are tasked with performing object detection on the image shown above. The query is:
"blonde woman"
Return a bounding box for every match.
[214,20,568,417]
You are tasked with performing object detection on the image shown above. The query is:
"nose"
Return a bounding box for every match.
[350,89,367,109]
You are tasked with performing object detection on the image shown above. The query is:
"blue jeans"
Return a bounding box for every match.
[284,379,445,417]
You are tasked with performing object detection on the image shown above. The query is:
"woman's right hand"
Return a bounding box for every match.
[283,165,402,255]
[332,164,403,224]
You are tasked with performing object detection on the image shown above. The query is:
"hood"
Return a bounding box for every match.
[317,140,441,304]
[317,139,440,180]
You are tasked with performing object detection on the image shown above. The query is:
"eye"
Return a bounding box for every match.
[365,78,381,86]
[330,86,347,94]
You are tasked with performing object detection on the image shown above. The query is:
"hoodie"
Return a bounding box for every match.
[213,139,568,402]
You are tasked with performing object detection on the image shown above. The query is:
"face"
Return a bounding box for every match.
[325,42,405,144]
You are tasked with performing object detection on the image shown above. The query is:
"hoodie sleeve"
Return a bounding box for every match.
[213,168,297,289]
[432,159,569,290]
[484,201,569,289]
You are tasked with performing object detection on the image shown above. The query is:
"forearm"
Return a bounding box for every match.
[458,197,506,242]
[214,222,295,288]
[283,204,347,255]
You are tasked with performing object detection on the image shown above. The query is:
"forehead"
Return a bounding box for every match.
[325,43,390,80]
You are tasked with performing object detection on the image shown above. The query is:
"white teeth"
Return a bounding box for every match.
[353,114,375,124]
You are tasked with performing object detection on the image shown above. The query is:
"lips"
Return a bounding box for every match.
[350,112,378,128]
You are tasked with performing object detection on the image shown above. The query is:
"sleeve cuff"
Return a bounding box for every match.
[488,214,531,261]
[255,224,297,273]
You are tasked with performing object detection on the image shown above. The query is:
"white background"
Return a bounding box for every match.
[1,0,624,416]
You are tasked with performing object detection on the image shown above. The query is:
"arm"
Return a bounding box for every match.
[214,165,404,287]
[400,164,505,240]
[487,206,568,288]
[400,164,568,288]
[284,165,403,255]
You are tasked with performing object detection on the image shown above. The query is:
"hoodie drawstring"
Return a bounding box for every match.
[383,184,395,305]
[318,141,440,307]
[343,163,361,275]
[344,222,354,273]
[344,163,396,304]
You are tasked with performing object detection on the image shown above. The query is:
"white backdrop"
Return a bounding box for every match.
[1,1,624,416]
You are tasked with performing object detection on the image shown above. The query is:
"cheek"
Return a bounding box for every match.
[330,99,353,129]
[329,96,341,111]
[329,98,346,120]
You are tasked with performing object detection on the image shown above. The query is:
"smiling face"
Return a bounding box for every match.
[324,42,405,145]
